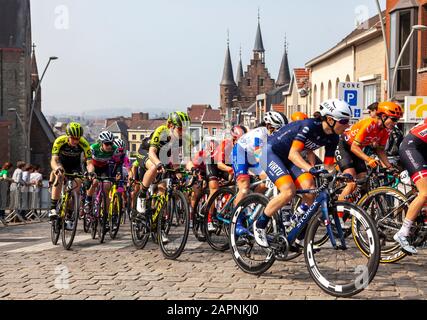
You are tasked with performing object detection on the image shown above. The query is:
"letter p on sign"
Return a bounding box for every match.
[344,90,358,107]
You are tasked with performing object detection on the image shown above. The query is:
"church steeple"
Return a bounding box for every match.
[236,46,244,85]
[253,10,265,62]
[277,37,291,87]
[220,34,236,86]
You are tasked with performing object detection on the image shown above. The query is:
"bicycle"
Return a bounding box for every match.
[131,167,190,259]
[229,171,380,298]
[108,177,125,240]
[50,173,86,250]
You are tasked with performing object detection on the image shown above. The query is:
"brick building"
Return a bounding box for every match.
[386,0,427,101]
[219,17,291,127]
[0,0,55,169]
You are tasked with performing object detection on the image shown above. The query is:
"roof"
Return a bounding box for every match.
[306,13,383,67]
[188,105,211,124]
[220,44,236,86]
[106,121,129,133]
[236,58,244,84]
[0,0,30,49]
[33,108,56,143]
[128,119,166,131]
[276,48,291,87]
[253,22,265,53]
[294,68,310,90]
[201,109,222,123]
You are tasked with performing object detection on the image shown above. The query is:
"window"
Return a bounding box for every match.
[204,128,209,136]
[422,5,427,68]
[320,83,324,103]
[313,85,318,109]
[132,144,136,152]
[364,84,377,107]
[212,128,217,135]
[132,134,137,140]
[390,8,418,95]
[328,80,332,99]
[140,135,144,140]
[259,78,264,87]
[335,78,340,97]
[247,79,251,86]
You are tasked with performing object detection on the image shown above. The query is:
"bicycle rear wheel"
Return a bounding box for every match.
[62,191,79,250]
[192,188,209,242]
[204,187,235,251]
[158,190,189,260]
[357,187,408,263]
[97,194,108,244]
[304,202,380,298]
[130,191,150,249]
[229,194,276,275]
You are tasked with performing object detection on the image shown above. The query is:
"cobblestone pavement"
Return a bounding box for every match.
[0,222,426,300]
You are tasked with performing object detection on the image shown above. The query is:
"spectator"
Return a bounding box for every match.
[0,162,13,225]
[21,164,33,219]
[30,165,43,190]
[10,161,26,221]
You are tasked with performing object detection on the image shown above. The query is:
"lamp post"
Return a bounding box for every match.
[8,108,27,160]
[27,56,58,162]
[390,25,427,100]
[374,0,391,100]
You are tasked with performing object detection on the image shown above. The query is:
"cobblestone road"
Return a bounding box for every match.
[0,222,426,300]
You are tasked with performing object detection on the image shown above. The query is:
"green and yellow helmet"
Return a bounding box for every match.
[168,111,191,128]
[66,122,83,138]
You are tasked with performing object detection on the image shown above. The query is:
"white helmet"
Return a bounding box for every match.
[99,131,115,143]
[319,99,352,120]
[113,138,126,149]
[264,111,288,129]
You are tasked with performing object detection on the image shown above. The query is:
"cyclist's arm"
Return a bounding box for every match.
[288,141,312,172]
[50,155,63,172]
[86,159,95,173]
[350,142,371,162]
[217,161,233,174]
[375,147,393,168]
[306,150,317,167]
[148,146,162,167]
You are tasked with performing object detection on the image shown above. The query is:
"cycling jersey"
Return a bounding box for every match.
[90,143,118,168]
[262,119,339,188]
[206,139,234,182]
[343,118,391,148]
[51,135,92,172]
[399,122,427,183]
[150,125,190,165]
[233,127,268,179]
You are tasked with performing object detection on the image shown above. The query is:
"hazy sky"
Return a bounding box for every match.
[31,0,386,116]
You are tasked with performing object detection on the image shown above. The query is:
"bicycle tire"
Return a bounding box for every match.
[204,187,236,252]
[357,187,408,263]
[158,190,190,260]
[130,190,150,249]
[109,193,122,239]
[192,188,209,242]
[51,218,61,245]
[62,191,79,250]
[98,193,108,244]
[229,193,276,275]
[304,201,380,298]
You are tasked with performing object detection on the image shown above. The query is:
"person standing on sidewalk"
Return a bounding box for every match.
[0,162,13,225]
[10,161,27,222]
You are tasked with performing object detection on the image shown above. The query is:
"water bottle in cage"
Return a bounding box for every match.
[291,203,310,228]
[280,204,293,228]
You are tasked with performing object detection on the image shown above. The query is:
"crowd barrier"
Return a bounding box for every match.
[0,180,50,222]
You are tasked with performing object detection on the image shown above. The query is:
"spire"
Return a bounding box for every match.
[236,46,244,84]
[220,32,236,86]
[253,10,265,53]
[31,43,40,86]
[277,37,291,87]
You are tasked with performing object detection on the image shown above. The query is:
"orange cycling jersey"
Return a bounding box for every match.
[343,118,391,148]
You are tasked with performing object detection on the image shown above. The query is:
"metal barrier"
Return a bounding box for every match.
[0,180,50,223]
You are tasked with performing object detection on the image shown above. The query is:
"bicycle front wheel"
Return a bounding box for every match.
[51,218,61,245]
[62,191,79,250]
[97,194,108,244]
[158,191,190,260]
[109,193,123,240]
[304,202,380,298]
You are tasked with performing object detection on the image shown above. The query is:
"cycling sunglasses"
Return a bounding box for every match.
[336,118,350,125]
[389,117,400,122]
[103,142,114,146]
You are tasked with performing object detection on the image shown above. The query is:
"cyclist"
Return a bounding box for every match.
[49,122,94,222]
[291,112,308,122]
[136,111,191,218]
[393,118,427,254]
[205,125,247,231]
[336,102,403,202]
[131,135,151,211]
[254,99,352,247]
[232,111,288,206]
[84,131,119,214]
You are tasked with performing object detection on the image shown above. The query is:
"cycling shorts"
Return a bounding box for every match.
[399,133,427,184]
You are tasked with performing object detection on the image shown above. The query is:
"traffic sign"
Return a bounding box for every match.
[338,82,364,119]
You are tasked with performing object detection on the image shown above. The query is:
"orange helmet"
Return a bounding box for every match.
[377,102,403,119]
[291,112,308,122]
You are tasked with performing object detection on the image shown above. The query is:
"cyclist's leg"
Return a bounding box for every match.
[233,143,251,206]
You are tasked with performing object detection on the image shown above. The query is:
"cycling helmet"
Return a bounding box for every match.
[377,102,403,119]
[66,122,83,138]
[230,125,247,139]
[291,112,308,122]
[319,99,352,120]
[168,111,191,128]
[264,111,288,129]
[99,131,115,144]
[113,138,126,150]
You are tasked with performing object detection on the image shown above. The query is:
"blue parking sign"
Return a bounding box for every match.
[354,108,361,118]
[344,90,358,106]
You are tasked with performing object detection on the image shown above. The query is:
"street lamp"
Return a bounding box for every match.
[390,25,427,100]
[374,0,391,100]
[27,56,58,162]
[8,108,28,159]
